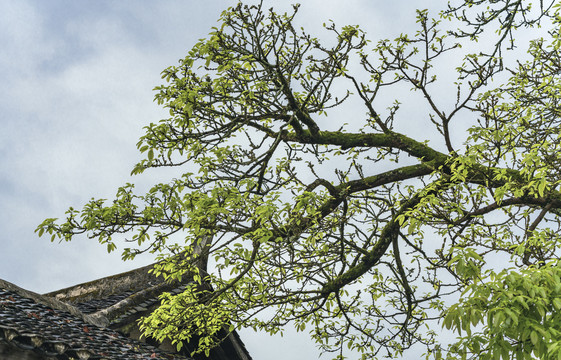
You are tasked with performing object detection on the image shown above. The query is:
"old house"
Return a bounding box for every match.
[0,262,252,360]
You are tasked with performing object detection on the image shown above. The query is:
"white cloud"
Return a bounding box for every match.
[0,1,58,74]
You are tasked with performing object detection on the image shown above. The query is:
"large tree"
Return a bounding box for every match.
[38,1,561,359]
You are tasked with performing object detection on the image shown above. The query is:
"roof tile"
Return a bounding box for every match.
[0,284,189,360]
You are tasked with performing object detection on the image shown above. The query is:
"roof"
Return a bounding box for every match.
[0,262,252,360]
[0,278,187,360]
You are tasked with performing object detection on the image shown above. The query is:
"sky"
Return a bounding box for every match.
[0,0,536,359]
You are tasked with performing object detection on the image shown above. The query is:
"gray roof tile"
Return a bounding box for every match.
[0,282,189,359]
[0,283,187,360]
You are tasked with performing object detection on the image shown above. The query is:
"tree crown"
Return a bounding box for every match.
[37,1,561,359]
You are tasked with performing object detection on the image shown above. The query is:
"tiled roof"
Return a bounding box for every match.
[0,278,188,360]
[0,260,252,360]
[41,263,253,360]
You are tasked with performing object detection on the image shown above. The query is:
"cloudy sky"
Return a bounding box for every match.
[0,0,521,358]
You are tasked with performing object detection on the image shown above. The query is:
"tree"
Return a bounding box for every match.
[37,1,561,359]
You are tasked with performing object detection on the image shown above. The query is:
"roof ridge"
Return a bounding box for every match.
[88,278,189,327]
[43,262,158,303]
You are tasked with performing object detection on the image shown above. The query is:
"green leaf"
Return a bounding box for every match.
[553,298,561,310]
[531,330,538,345]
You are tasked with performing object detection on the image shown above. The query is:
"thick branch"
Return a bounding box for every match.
[281,129,448,163]
[279,163,435,240]
[320,196,415,296]
[280,129,526,188]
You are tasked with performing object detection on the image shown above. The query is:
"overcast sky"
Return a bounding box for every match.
[0,0,504,359]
